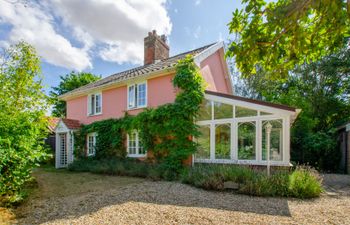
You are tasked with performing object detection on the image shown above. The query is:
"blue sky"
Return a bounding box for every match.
[0,0,244,94]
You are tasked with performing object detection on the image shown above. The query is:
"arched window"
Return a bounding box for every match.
[238,122,256,160]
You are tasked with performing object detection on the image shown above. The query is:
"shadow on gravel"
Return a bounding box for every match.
[15,169,294,224]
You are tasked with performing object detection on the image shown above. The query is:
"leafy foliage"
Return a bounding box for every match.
[74,55,205,179]
[181,164,323,198]
[227,0,350,78]
[234,47,350,171]
[50,71,101,117]
[0,42,49,204]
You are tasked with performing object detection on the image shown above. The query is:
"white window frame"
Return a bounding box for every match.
[87,92,102,116]
[194,94,294,166]
[127,81,147,110]
[87,132,97,156]
[127,131,146,157]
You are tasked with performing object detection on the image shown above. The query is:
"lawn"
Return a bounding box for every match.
[2,167,350,224]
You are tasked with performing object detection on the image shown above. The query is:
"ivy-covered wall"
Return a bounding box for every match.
[74,55,205,177]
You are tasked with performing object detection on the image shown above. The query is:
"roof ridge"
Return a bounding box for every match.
[59,42,218,99]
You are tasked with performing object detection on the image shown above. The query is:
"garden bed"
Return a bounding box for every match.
[68,158,323,199]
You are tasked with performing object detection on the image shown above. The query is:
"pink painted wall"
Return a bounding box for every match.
[66,73,177,124]
[200,48,231,94]
[66,48,232,125]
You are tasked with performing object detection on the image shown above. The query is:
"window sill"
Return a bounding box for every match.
[88,112,102,117]
[127,106,147,111]
[127,154,147,158]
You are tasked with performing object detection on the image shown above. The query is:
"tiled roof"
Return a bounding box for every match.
[60,43,215,98]
[48,117,60,133]
[62,118,81,130]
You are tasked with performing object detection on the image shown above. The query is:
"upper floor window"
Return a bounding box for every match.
[128,82,147,109]
[88,92,102,116]
[87,132,97,156]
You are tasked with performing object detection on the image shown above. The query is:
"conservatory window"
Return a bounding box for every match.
[260,111,272,116]
[214,102,233,119]
[215,124,231,159]
[262,120,283,161]
[197,99,212,121]
[235,106,257,117]
[196,125,211,159]
[238,122,256,160]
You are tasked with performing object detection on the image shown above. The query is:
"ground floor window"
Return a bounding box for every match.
[238,121,256,160]
[127,131,146,157]
[215,124,231,159]
[87,133,97,156]
[262,120,283,161]
[194,96,293,165]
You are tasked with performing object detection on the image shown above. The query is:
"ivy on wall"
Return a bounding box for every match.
[74,55,205,178]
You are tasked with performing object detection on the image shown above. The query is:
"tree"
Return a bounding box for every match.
[50,72,100,117]
[227,0,350,79]
[235,47,350,171]
[0,42,49,202]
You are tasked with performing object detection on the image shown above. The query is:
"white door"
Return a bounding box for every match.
[59,133,68,167]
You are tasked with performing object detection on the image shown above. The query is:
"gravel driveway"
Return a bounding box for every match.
[11,169,350,225]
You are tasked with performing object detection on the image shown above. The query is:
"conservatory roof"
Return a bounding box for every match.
[205,90,297,112]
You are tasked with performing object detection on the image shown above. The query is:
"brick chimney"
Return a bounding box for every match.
[144,30,169,65]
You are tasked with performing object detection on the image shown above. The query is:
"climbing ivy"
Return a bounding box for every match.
[74,55,205,179]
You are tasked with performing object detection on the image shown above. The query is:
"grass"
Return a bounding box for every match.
[180,164,323,198]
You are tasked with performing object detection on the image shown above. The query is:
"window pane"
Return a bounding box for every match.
[215,124,230,159]
[138,136,146,155]
[238,122,256,160]
[235,106,257,117]
[128,86,135,108]
[196,125,210,159]
[95,94,101,113]
[262,120,283,161]
[214,102,233,119]
[128,132,137,154]
[197,99,212,121]
[91,94,95,115]
[260,111,272,115]
[137,83,146,107]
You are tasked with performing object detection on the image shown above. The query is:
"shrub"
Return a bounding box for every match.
[288,166,323,198]
[68,158,162,180]
[0,42,49,205]
[180,164,323,198]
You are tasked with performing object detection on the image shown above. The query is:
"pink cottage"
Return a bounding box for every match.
[54,30,299,168]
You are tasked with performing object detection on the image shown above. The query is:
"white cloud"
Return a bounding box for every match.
[99,42,143,65]
[195,0,201,6]
[49,0,172,65]
[0,0,172,69]
[0,0,91,71]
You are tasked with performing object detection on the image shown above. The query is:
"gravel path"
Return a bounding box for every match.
[13,171,350,225]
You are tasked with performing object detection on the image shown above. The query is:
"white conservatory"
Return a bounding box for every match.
[194,91,300,166]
